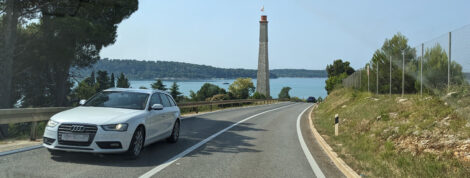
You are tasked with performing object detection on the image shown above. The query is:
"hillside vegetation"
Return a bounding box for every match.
[73,59,327,80]
[312,88,470,177]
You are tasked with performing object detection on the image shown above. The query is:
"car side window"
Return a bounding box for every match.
[149,93,162,107]
[160,93,172,107]
[166,95,176,106]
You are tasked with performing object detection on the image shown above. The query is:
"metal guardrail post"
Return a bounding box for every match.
[30,121,37,141]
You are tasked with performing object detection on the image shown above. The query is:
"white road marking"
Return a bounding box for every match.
[139,103,296,178]
[297,105,326,178]
[0,144,43,157]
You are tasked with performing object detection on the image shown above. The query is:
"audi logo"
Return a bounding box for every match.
[70,125,85,132]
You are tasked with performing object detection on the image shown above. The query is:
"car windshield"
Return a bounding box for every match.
[84,91,149,110]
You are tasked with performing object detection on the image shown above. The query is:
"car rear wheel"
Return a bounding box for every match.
[126,126,144,159]
[166,120,180,143]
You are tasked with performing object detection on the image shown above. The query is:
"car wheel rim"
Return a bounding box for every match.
[133,129,143,155]
[174,122,179,140]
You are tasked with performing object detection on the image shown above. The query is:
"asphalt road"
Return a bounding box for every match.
[0,102,344,178]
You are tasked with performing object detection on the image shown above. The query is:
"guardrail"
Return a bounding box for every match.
[0,99,277,140]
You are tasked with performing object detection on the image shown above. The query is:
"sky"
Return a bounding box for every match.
[100,0,470,70]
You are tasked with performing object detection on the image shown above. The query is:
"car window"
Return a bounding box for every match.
[149,93,163,107]
[160,93,172,107]
[166,95,176,106]
[84,91,149,110]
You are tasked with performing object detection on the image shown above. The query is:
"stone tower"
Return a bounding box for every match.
[256,15,270,97]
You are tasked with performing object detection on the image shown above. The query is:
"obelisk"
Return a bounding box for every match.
[256,15,270,98]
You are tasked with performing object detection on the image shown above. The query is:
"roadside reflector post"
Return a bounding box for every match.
[334,114,339,136]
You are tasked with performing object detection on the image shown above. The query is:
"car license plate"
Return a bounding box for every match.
[61,133,89,142]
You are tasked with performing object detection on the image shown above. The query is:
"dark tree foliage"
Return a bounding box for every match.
[278,87,291,99]
[326,59,355,78]
[116,73,130,88]
[169,82,182,102]
[75,59,328,80]
[325,59,355,94]
[5,0,138,108]
[110,73,115,88]
[192,83,226,101]
[151,79,166,91]
[96,70,110,92]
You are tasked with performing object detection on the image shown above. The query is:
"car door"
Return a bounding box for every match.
[159,93,176,135]
[147,93,166,141]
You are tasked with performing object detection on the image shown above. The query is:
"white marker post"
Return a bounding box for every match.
[334,114,339,136]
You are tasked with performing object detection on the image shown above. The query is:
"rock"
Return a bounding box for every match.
[466,122,470,128]
[412,130,420,136]
[341,105,347,108]
[446,92,457,97]
[398,98,408,103]
[389,112,398,119]
[376,115,382,121]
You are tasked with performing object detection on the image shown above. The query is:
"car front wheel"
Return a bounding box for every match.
[126,126,144,159]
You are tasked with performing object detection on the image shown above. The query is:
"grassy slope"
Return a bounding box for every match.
[312,88,470,177]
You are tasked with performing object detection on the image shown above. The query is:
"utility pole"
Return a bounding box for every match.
[376,60,379,94]
[367,64,370,92]
[448,32,451,92]
[389,55,392,96]
[421,43,423,96]
[402,50,405,97]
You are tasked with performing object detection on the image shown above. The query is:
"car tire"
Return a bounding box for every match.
[166,120,180,143]
[126,126,144,159]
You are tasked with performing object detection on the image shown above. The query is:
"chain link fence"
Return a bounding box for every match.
[343,24,470,96]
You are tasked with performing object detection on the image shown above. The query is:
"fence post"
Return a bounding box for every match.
[402,50,405,97]
[376,60,379,94]
[367,64,370,92]
[30,121,37,141]
[421,43,424,96]
[390,55,392,96]
[448,32,451,92]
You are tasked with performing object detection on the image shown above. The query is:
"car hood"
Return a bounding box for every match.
[50,106,145,125]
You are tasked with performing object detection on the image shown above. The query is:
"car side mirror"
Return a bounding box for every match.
[79,99,86,105]
[150,104,164,110]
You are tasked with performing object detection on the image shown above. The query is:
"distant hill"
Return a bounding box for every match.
[73,59,327,80]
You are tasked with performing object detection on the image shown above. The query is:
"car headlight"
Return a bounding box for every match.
[101,123,128,131]
[46,120,59,127]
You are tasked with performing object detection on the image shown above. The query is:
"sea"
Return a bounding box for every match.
[130,78,327,99]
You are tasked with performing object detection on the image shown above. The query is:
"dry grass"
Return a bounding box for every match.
[312,88,470,177]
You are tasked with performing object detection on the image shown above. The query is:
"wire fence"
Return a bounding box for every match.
[343,24,470,96]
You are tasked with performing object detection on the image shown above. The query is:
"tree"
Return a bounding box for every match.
[278,87,292,99]
[151,79,166,91]
[228,78,255,99]
[369,33,417,94]
[317,96,323,102]
[116,73,130,88]
[73,80,97,101]
[170,82,182,102]
[194,83,226,101]
[110,73,115,88]
[96,70,110,92]
[251,92,266,99]
[139,86,148,89]
[326,59,355,78]
[419,44,464,93]
[325,60,355,94]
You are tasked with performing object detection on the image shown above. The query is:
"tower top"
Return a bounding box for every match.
[260,15,267,22]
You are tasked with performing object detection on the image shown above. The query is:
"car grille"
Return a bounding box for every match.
[58,124,98,146]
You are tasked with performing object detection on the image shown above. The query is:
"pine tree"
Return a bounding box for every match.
[116,73,130,88]
[151,79,167,91]
[110,73,115,87]
[170,82,182,101]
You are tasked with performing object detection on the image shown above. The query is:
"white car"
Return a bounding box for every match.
[43,88,181,158]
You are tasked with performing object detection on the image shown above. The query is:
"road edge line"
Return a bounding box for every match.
[0,144,43,157]
[139,103,296,178]
[307,105,360,178]
[297,104,326,178]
